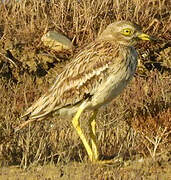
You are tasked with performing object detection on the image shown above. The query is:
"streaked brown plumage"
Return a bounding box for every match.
[18,21,152,162]
[24,41,137,118]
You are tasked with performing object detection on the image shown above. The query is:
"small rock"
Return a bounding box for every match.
[41,31,72,52]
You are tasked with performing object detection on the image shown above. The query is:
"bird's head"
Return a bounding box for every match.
[98,21,153,46]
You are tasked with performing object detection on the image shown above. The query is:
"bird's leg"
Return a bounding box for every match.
[88,111,119,165]
[72,107,120,164]
[72,103,94,161]
[88,110,99,161]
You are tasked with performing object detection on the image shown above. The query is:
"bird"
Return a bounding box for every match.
[16,21,152,163]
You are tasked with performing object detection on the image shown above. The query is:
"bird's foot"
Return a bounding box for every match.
[92,156,123,166]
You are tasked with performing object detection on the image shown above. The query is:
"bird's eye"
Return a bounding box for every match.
[122,28,133,36]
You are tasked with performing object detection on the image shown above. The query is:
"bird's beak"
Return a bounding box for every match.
[137,33,151,41]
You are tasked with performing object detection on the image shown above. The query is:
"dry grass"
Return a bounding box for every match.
[0,0,170,179]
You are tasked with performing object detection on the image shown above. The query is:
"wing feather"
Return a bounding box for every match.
[22,40,121,119]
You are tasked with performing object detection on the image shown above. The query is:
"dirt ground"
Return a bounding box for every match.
[1,155,171,180]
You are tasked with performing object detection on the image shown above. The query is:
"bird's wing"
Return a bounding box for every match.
[22,40,121,119]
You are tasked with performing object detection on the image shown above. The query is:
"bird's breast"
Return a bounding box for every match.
[90,48,138,109]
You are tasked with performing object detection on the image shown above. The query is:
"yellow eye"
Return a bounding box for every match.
[122,28,133,36]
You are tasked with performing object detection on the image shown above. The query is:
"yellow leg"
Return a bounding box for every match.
[88,111,119,164]
[72,107,118,164]
[72,104,94,161]
[88,110,99,161]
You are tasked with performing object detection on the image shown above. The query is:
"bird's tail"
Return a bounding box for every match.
[22,91,57,120]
